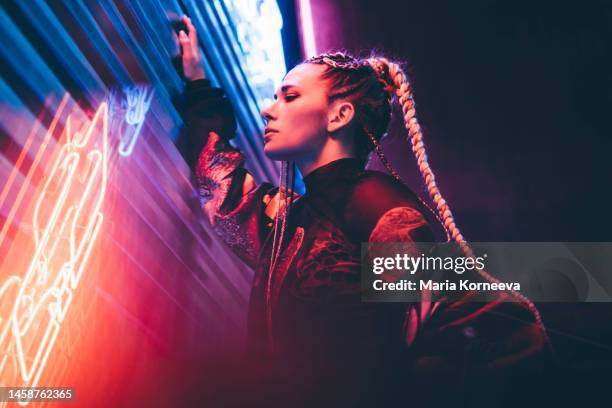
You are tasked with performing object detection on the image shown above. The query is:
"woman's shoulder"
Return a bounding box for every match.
[343,170,435,242]
[354,169,420,199]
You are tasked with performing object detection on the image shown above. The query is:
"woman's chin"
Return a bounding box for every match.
[263,144,289,161]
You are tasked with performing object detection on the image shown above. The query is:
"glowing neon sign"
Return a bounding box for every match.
[0,101,108,404]
[117,86,153,157]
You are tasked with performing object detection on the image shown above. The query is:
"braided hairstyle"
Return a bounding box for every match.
[306,52,395,166]
[305,51,551,348]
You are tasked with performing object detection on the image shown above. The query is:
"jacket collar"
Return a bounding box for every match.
[302,157,363,196]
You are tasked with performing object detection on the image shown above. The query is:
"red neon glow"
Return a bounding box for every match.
[0,100,108,405]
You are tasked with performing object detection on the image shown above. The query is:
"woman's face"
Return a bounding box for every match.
[260,63,331,161]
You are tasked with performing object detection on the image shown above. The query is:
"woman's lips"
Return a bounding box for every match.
[263,129,278,143]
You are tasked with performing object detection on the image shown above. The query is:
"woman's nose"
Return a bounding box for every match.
[260,103,276,122]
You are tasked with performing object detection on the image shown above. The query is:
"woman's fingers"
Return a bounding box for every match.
[180,15,198,51]
[178,15,205,80]
[178,30,192,59]
[185,16,198,50]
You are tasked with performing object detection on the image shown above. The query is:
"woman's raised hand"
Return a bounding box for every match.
[178,15,205,81]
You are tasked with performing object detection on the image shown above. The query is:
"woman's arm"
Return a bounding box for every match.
[176,16,277,269]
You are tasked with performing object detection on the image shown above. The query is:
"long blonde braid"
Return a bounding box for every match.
[368,57,551,347]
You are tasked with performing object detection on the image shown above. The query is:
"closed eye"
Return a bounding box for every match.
[285,94,298,101]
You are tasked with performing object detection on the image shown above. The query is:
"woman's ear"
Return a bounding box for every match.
[327,100,355,133]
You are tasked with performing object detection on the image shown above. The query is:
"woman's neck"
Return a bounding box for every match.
[296,139,355,177]
[297,154,354,177]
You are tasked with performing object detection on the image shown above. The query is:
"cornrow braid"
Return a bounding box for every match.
[309,52,369,70]
[368,57,551,349]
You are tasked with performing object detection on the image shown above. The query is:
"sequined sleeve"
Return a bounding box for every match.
[179,79,276,269]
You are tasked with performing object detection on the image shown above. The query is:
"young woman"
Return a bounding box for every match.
[176,15,548,407]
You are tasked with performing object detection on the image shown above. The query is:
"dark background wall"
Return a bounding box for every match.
[306,0,611,242]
